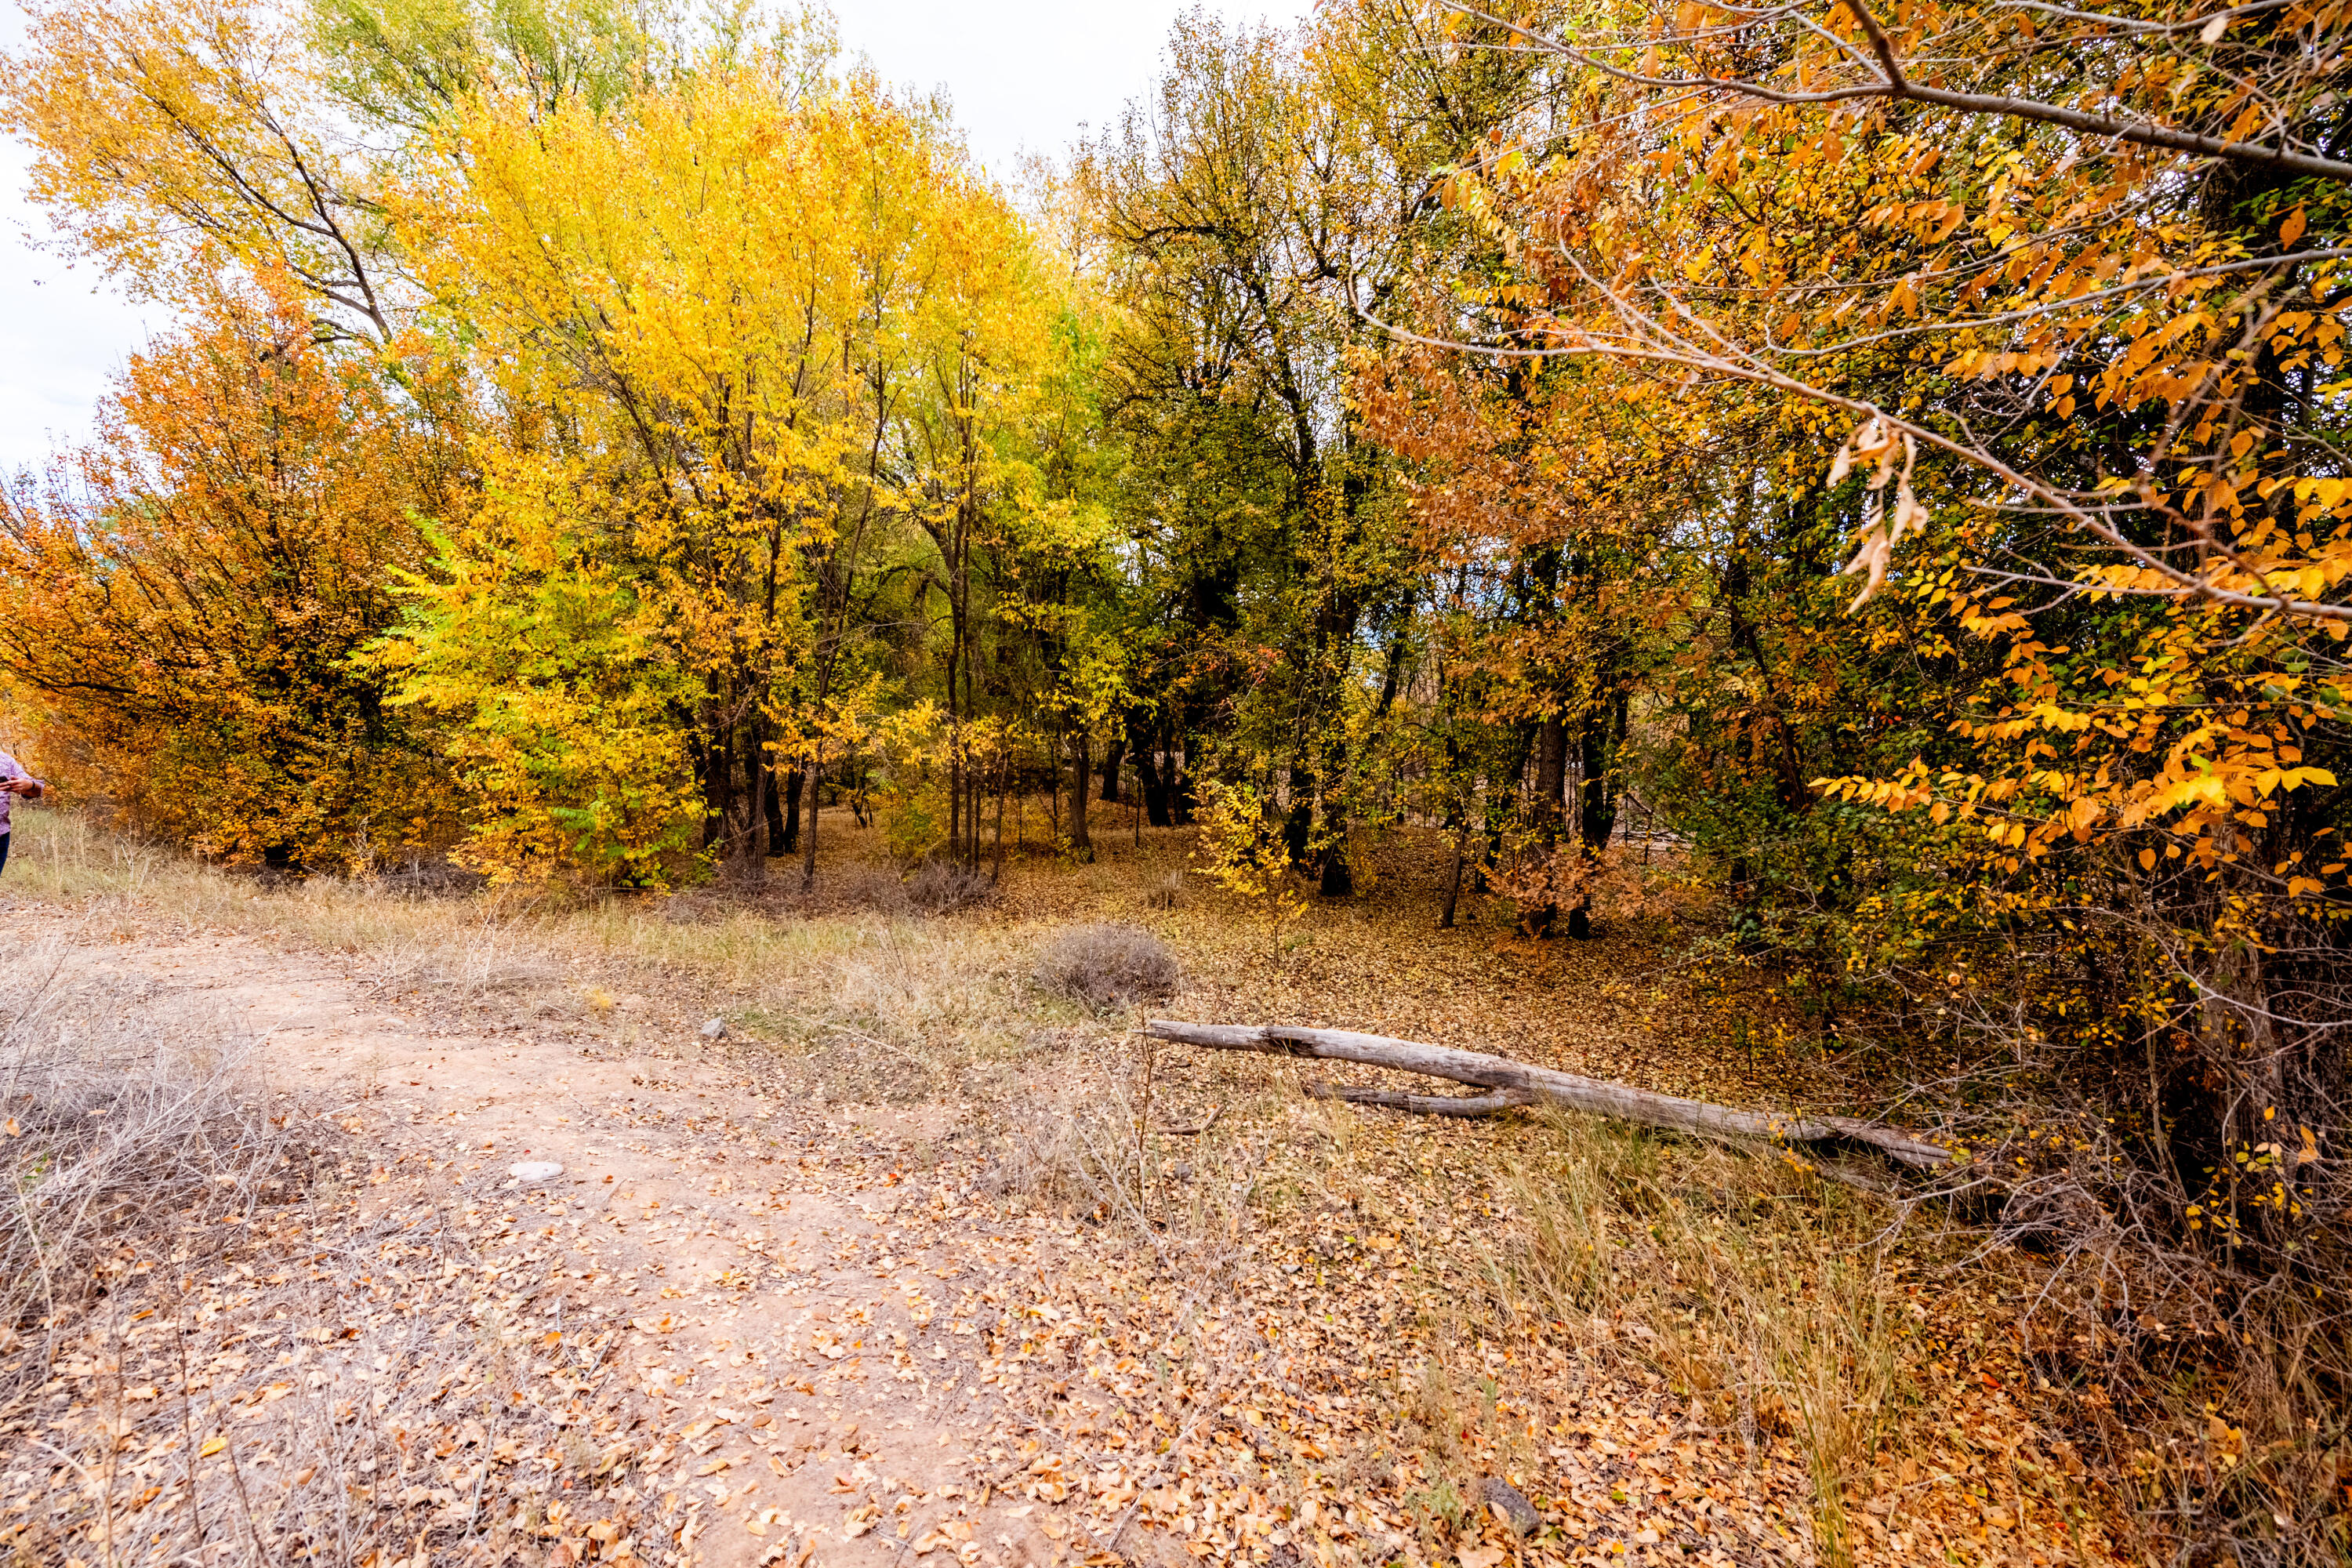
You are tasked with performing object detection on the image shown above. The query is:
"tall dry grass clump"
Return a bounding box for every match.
[0,942,303,1367]
[1495,1112,1914,1568]
[1034,924,1180,1013]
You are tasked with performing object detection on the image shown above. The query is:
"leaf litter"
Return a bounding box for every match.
[2,866,2123,1567]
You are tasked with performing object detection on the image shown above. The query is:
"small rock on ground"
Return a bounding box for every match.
[1481,1477,1541,1537]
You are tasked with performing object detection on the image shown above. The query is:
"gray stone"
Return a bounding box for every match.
[699,1018,728,1040]
[508,1161,564,1183]
[1480,1477,1541,1537]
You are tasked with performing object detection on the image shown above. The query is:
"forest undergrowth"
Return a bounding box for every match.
[0,808,2135,1568]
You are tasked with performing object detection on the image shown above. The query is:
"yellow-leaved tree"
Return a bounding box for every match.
[375,45,1060,884]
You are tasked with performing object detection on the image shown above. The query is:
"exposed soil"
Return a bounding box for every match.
[3,871,2118,1568]
[9,901,1115,1568]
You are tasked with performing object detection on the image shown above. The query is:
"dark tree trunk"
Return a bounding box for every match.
[735,717,767,877]
[1317,837,1352,898]
[799,748,819,889]
[1316,788,1352,897]
[1100,730,1125,804]
[1522,717,1568,938]
[1566,687,1629,940]
[1134,735,1172,827]
[1070,725,1094,860]
[1282,764,1314,869]
[781,768,804,854]
[762,760,790,856]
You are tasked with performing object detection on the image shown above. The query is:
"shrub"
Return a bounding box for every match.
[0,944,303,1353]
[906,856,993,914]
[1036,924,1181,1011]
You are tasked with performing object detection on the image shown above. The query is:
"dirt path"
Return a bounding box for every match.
[19,903,1112,1568]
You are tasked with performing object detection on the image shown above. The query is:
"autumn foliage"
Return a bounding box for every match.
[3,0,2351,1556]
[0,286,457,866]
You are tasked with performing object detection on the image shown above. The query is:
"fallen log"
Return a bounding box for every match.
[1145,1020,1951,1168]
[1306,1080,1536,1118]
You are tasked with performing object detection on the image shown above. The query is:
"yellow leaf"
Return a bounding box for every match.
[199,1436,226,1457]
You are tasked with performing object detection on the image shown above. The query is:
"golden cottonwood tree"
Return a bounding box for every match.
[377,55,1058,883]
[2,0,399,339]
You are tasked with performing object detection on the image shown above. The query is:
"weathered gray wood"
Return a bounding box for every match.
[1305,1081,1536,1118]
[1145,1020,1951,1167]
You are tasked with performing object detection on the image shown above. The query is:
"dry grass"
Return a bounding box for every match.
[1496,1112,1915,1566]
[0,808,2120,1564]
[0,916,680,1567]
[0,938,307,1385]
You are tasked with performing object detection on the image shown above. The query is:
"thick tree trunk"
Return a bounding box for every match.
[1142,1020,1951,1168]
[736,718,767,880]
[1282,764,1314,869]
[1316,795,1352,897]
[779,768,803,854]
[1439,830,1468,931]
[1566,687,1630,939]
[1134,738,1172,827]
[762,760,791,857]
[699,717,728,852]
[1523,717,1568,938]
[1101,731,1125,804]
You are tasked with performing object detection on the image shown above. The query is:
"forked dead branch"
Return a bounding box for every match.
[1144,1019,1954,1170]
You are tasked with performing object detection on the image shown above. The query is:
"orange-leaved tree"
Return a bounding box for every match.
[0,285,461,866]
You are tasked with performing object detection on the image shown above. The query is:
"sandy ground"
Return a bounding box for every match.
[16,901,1136,1568]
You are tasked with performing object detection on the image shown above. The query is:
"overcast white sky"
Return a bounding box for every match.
[0,0,1316,474]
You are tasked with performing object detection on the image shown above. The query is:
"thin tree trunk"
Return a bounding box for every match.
[993,752,1007,884]
[1070,724,1094,861]
[1439,829,1467,931]
[800,746,820,890]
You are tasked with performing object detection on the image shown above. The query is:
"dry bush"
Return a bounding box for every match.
[1976,1089,2352,1568]
[1034,924,1180,1012]
[982,1038,1266,1325]
[350,922,564,1008]
[0,943,306,1370]
[1142,869,1185,910]
[905,856,993,914]
[1879,974,2352,1568]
